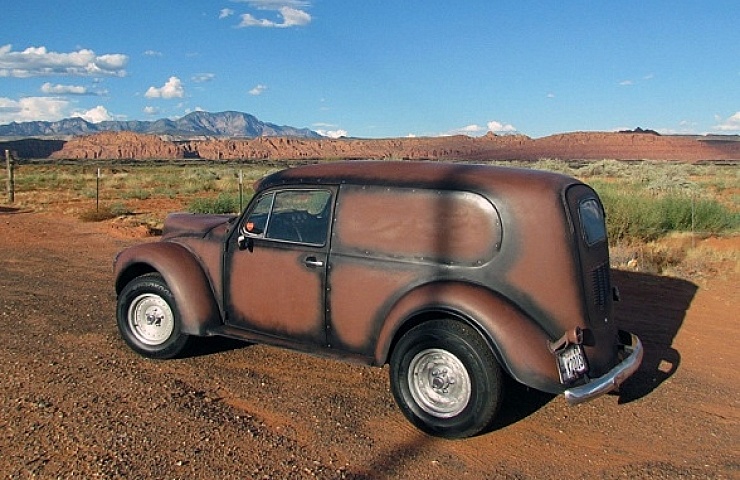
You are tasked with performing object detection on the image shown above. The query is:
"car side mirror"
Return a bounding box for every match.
[237,234,254,252]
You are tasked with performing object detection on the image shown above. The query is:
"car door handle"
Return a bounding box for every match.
[304,256,324,268]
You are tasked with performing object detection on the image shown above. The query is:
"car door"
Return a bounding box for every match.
[224,187,334,346]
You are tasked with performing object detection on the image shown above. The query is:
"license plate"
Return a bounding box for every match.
[556,344,588,383]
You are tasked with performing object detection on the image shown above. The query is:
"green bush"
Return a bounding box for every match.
[78,202,131,222]
[122,188,152,200]
[110,202,132,216]
[689,197,739,232]
[187,193,240,214]
[79,209,117,222]
[595,184,739,243]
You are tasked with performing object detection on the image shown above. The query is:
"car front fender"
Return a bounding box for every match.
[114,242,222,336]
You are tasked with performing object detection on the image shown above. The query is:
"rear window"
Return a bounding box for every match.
[579,198,607,246]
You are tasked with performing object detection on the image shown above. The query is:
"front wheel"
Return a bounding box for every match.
[390,319,503,438]
[117,273,191,359]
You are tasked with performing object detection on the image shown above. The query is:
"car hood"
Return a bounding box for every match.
[161,213,236,240]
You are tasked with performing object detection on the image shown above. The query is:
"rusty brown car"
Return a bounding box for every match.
[114,161,642,438]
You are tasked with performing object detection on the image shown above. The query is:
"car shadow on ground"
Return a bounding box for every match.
[185,336,251,358]
[610,269,697,403]
[492,268,697,428]
[489,378,556,431]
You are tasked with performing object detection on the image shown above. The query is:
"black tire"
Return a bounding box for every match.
[116,273,191,359]
[389,318,503,439]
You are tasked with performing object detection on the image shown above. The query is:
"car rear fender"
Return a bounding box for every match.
[114,242,222,336]
[376,282,563,394]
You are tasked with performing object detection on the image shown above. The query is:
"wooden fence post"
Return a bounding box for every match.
[5,149,13,204]
[96,168,101,212]
[239,169,244,211]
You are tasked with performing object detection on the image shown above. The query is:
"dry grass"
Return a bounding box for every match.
[2,160,737,280]
[611,232,739,280]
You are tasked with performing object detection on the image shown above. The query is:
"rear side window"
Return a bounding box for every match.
[333,185,501,265]
[579,198,607,246]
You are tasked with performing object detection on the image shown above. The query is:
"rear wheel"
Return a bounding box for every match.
[117,273,191,359]
[390,319,503,438]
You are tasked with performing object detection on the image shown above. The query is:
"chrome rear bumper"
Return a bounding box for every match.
[564,332,643,405]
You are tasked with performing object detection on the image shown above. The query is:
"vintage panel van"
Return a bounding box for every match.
[114,161,642,438]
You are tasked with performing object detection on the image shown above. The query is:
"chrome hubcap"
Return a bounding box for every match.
[128,293,174,345]
[408,348,471,418]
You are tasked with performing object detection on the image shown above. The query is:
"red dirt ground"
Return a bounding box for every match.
[0,210,737,479]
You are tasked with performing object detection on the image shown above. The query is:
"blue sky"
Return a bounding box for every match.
[1,1,738,138]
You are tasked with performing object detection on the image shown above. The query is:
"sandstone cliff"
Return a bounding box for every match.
[36,130,740,163]
[50,131,184,160]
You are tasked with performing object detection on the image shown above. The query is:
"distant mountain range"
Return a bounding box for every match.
[0,111,322,138]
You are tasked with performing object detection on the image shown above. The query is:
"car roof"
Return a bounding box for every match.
[257,160,579,195]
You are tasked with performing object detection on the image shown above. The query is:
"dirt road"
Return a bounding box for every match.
[1,211,737,479]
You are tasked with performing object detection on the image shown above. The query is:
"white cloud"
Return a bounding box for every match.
[0,96,118,124]
[40,82,87,95]
[143,50,162,57]
[0,96,70,123]
[442,120,517,137]
[713,111,740,132]
[219,8,234,19]
[316,128,347,138]
[656,120,699,135]
[143,106,160,115]
[238,13,274,27]
[440,124,483,136]
[619,74,653,87]
[487,120,517,133]
[0,44,128,77]
[242,0,310,7]
[238,6,311,28]
[180,107,206,117]
[279,6,311,26]
[145,76,185,99]
[653,120,699,135]
[462,124,485,134]
[192,73,215,83]
[72,105,113,123]
[249,84,267,95]
[313,122,347,138]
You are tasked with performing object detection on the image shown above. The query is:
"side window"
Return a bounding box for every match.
[243,192,274,236]
[579,198,607,246]
[243,189,332,245]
